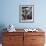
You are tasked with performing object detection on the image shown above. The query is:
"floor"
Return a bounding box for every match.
[0,44,2,46]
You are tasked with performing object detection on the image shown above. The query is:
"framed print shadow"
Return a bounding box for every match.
[19,5,34,23]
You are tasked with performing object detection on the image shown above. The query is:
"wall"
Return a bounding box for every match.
[0,0,46,29]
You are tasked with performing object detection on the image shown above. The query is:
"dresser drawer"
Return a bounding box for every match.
[32,44,44,46]
[32,36,45,44]
[3,42,23,46]
[24,32,44,36]
[3,32,23,36]
[3,35,23,44]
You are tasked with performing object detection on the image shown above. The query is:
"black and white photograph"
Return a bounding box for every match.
[19,5,34,23]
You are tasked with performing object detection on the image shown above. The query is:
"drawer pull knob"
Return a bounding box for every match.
[32,39,36,40]
[9,38,13,40]
[9,38,12,40]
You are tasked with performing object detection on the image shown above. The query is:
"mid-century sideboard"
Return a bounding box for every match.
[2,30,45,46]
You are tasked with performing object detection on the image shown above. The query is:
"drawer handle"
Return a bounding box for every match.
[32,39,36,40]
[9,38,12,40]
[9,38,13,40]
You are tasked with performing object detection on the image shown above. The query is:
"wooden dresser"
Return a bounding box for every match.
[2,32,45,46]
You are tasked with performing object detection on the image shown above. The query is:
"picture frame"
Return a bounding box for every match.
[19,5,34,23]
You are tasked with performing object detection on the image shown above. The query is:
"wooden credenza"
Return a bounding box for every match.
[2,32,45,46]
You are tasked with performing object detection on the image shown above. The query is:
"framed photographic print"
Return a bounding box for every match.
[19,5,34,23]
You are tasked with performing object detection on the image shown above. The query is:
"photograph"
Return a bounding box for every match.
[19,5,34,23]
